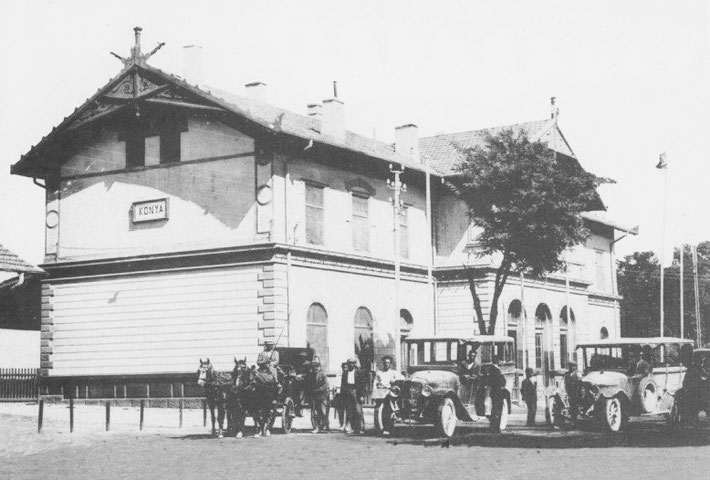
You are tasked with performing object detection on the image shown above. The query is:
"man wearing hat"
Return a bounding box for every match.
[521,367,538,426]
[341,357,366,434]
[307,356,330,433]
[257,340,280,378]
[563,360,581,426]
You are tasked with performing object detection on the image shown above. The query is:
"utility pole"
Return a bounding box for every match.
[388,164,406,371]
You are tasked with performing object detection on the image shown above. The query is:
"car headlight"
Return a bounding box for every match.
[421,385,433,397]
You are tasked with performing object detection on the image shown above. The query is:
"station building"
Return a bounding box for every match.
[11,30,634,401]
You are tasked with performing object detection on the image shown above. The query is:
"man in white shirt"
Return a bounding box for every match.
[373,356,403,399]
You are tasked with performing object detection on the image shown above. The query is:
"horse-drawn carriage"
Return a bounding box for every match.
[197,347,314,438]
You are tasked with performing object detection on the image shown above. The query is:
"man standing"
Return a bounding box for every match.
[373,355,403,436]
[487,359,507,433]
[521,367,538,426]
[256,340,280,378]
[341,357,366,434]
[564,361,581,426]
[307,357,330,434]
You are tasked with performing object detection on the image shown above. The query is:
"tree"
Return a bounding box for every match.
[448,128,608,335]
[618,242,710,342]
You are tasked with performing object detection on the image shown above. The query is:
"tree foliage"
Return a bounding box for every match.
[618,243,710,343]
[449,128,608,335]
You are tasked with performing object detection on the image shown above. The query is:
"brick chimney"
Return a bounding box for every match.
[182,45,203,87]
[395,124,419,161]
[245,82,268,103]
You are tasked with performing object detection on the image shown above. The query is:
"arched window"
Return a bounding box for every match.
[400,309,414,368]
[354,307,374,371]
[507,300,523,369]
[307,303,328,371]
[600,326,609,339]
[535,304,553,384]
[559,306,576,369]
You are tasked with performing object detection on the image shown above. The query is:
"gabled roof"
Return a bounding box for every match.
[419,119,576,176]
[11,61,425,179]
[0,244,44,274]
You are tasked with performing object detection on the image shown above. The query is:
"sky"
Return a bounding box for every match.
[0,0,708,266]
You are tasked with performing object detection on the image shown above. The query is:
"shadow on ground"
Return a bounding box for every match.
[386,421,710,449]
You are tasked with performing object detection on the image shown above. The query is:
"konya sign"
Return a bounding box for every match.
[131,198,169,223]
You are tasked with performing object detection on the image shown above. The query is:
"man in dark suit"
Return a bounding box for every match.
[341,357,366,434]
[521,367,538,426]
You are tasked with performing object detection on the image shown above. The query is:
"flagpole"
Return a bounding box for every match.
[680,244,684,338]
[658,153,668,337]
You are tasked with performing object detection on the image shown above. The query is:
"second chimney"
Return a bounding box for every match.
[395,124,419,161]
[245,82,268,103]
[182,45,203,87]
[322,98,345,139]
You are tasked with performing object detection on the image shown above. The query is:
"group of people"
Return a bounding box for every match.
[458,347,508,432]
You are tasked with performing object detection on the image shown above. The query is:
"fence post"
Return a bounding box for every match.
[179,399,184,428]
[69,396,74,433]
[202,399,206,427]
[105,402,111,432]
[38,399,44,433]
[140,400,145,431]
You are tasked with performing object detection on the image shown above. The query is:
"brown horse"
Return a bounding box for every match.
[197,358,238,438]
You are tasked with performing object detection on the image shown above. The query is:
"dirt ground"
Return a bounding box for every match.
[1,403,709,479]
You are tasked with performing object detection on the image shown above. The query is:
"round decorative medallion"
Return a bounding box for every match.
[256,185,272,205]
[46,210,59,228]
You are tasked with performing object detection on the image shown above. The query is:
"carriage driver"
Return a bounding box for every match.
[257,340,280,378]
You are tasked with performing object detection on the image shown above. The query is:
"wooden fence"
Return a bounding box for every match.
[0,368,39,402]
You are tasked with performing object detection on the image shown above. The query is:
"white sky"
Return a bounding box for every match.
[1,0,708,266]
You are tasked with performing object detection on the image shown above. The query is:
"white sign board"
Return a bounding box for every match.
[132,198,169,223]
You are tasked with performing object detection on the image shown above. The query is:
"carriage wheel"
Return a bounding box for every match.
[282,397,295,434]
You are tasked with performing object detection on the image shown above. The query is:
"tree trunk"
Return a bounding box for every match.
[488,256,512,336]
[465,267,487,335]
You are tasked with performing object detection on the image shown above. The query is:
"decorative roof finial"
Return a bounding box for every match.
[110,27,165,67]
[132,27,142,60]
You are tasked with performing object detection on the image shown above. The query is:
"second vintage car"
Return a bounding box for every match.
[374,335,516,437]
[545,337,694,432]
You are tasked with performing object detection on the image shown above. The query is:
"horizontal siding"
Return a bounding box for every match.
[49,267,259,376]
[437,282,489,336]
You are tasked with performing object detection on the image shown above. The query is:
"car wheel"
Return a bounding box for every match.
[437,398,457,437]
[282,397,294,434]
[603,396,625,432]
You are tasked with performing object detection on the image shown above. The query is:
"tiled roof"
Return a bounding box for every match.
[0,244,44,274]
[203,85,428,172]
[419,119,576,175]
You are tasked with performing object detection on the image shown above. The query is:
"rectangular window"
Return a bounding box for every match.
[535,333,543,370]
[595,250,607,291]
[305,183,324,245]
[399,207,409,259]
[352,195,369,252]
[560,334,568,369]
[125,129,145,169]
[160,129,181,164]
[508,329,520,369]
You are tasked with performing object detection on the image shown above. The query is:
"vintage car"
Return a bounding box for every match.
[545,337,694,432]
[669,347,710,426]
[374,335,515,437]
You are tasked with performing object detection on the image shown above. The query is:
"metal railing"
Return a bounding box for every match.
[0,368,39,402]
